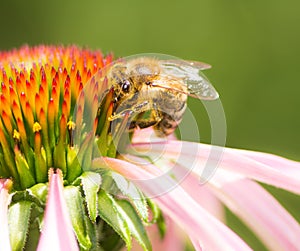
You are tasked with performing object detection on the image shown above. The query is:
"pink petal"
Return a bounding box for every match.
[180,172,225,222]
[230,147,300,175]
[0,179,11,251]
[124,217,185,251]
[96,157,252,251]
[210,174,300,251]
[149,218,185,251]
[131,127,177,143]
[178,162,300,251]
[129,141,300,194]
[37,169,79,251]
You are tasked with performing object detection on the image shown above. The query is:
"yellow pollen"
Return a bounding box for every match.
[67,121,76,130]
[13,129,21,140]
[33,122,42,132]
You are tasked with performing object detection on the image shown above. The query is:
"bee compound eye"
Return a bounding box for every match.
[121,80,131,93]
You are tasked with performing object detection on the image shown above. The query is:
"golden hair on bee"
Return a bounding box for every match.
[106,56,218,136]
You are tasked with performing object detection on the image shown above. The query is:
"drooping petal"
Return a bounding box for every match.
[180,176,225,222]
[129,141,300,194]
[0,179,12,251]
[177,162,300,251]
[148,218,185,251]
[215,146,300,194]
[230,147,300,175]
[95,157,252,251]
[37,169,79,251]
[210,172,300,251]
[126,140,300,249]
[125,217,185,251]
[132,129,225,221]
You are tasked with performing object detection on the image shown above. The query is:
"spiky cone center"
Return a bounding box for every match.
[0,45,113,189]
[0,45,158,251]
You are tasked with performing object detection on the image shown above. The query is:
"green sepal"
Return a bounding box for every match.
[147,199,166,238]
[27,183,48,205]
[23,203,44,251]
[8,201,33,251]
[98,222,125,251]
[117,199,152,251]
[97,189,132,250]
[79,172,102,222]
[66,146,82,183]
[15,151,35,189]
[84,215,103,251]
[100,170,120,194]
[112,172,149,222]
[63,186,92,250]
[11,190,44,208]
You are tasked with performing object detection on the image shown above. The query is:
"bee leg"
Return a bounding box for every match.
[129,119,157,130]
[129,109,162,130]
[108,101,150,121]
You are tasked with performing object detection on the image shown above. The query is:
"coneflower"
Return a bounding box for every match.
[0,45,300,251]
[0,45,154,251]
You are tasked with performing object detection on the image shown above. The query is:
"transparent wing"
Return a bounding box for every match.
[159,60,219,100]
[161,59,212,70]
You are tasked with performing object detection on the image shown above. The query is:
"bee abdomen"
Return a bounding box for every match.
[154,109,185,136]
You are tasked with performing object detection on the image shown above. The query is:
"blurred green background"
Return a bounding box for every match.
[0,1,299,250]
[1,0,299,159]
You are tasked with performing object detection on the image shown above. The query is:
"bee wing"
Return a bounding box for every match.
[159,60,219,100]
[161,59,212,70]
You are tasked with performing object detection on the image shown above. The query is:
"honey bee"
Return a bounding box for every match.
[106,56,219,136]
